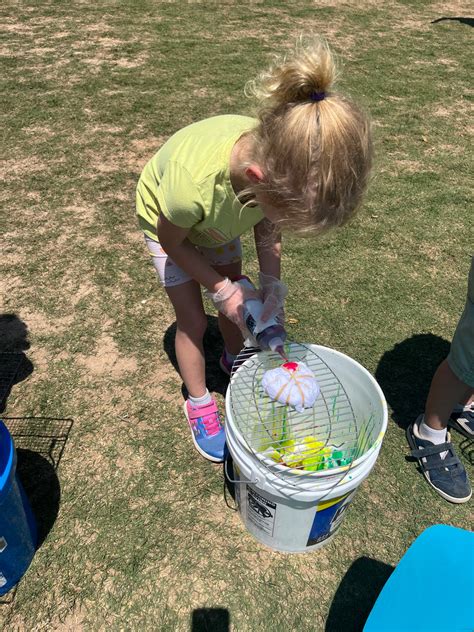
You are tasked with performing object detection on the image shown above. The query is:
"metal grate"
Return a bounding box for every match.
[3,417,73,469]
[0,352,73,604]
[228,342,378,480]
[0,352,72,468]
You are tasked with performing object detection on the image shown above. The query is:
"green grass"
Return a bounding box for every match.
[1,1,473,630]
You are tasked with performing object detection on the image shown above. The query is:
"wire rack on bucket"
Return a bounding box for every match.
[228,342,377,484]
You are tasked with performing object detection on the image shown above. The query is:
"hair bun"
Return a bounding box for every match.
[246,35,337,107]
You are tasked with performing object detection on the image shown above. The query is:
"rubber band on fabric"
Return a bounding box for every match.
[210,277,233,302]
[261,362,320,413]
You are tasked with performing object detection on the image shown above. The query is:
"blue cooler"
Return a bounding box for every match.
[0,420,37,595]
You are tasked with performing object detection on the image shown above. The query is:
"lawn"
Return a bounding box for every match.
[1,1,472,630]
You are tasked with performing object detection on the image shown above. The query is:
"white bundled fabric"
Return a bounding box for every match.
[261,361,320,412]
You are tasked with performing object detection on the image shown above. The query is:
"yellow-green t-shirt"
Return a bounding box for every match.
[136,115,264,247]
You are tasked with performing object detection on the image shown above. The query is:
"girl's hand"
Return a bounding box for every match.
[206,278,258,332]
[258,272,288,324]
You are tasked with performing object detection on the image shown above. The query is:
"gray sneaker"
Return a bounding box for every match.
[407,415,472,504]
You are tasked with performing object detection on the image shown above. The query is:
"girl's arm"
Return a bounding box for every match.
[157,213,226,292]
[158,213,258,330]
[254,218,282,279]
[254,219,287,323]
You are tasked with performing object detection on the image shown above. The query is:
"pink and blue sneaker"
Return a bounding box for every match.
[183,398,226,462]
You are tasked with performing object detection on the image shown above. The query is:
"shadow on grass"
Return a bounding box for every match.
[375,333,450,430]
[325,556,394,632]
[0,421,72,606]
[431,17,474,27]
[0,418,74,605]
[191,608,230,632]
[3,416,73,542]
[16,448,60,548]
[0,314,34,414]
[459,436,474,465]
[163,315,230,399]
[0,314,74,604]
[222,448,237,509]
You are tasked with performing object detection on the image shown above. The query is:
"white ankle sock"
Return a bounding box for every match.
[418,417,448,459]
[188,389,212,406]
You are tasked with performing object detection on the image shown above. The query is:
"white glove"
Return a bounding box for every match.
[206,277,258,332]
[258,272,288,325]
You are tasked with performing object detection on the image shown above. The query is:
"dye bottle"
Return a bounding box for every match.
[233,276,287,356]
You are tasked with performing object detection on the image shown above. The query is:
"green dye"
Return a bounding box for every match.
[259,385,375,471]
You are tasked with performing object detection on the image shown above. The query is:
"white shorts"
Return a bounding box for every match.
[144,235,242,287]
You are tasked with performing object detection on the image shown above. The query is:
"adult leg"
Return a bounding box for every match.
[445,256,474,437]
[406,257,473,502]
[424,359,471,430]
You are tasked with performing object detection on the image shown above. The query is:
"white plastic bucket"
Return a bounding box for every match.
[225,344,388,553]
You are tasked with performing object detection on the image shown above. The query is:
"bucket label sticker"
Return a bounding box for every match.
[0,572,6,588]
[307,490,356,547]
[0,538,6,554]
[246,486,276,536]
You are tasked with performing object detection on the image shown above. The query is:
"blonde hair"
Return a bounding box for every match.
[243,35,373,234]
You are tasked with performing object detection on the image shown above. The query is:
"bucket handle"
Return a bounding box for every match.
[224,455,258,484]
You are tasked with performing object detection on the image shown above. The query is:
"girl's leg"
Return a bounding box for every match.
[165,280,208,398]
[167,281,226,463]
[144,235,209,397]
[144,234,225,462]
[199,237,245,357]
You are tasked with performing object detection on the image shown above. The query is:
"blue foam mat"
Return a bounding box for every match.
[364,525,474,631]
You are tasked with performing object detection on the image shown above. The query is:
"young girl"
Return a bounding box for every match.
[136,36,373,463]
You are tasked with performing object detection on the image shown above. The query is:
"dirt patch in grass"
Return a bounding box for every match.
[69,282,97,307]
[2,157,49,178]
[22,125,56,137]
[62,204,97,228]
[430,0,473,13]
[433,102,472,119]
[143,372,182,404]
[76,333,138,378]
[14,309,74,336]
[394,159,427,173]
[50,606,87,631]
[84,135,167,177]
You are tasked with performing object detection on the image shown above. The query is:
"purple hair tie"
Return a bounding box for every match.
[310,91,325,102]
